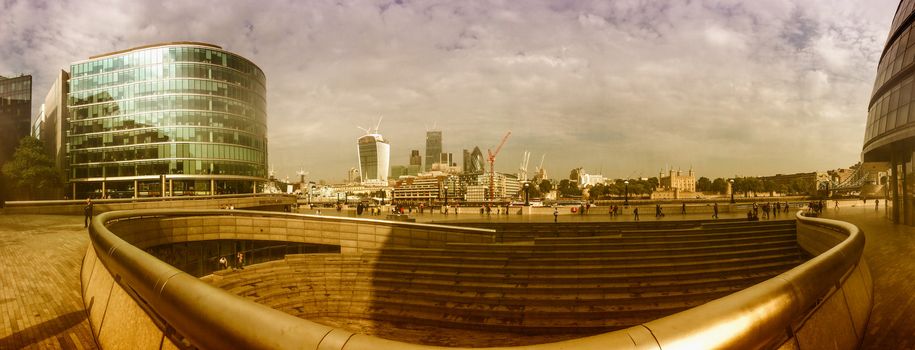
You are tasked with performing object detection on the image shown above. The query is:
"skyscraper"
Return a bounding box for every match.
[425,130,442,171]
[0,74,32,168]
[409,150,422,167]
[67,42,268,199]
[38,70,69,173]
[356,133,390,182]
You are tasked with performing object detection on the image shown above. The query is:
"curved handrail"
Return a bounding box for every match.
[86,209,868,349]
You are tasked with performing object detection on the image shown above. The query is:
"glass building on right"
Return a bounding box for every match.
[863,0,915,224]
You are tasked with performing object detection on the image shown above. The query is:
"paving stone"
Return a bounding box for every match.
[0,215,96,350]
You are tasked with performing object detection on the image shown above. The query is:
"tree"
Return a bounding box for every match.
[1,137,64,200]
[589,183,607,199]
[557,179,581,197]
[711,178,727,194]
[647,177,659,191]
[538,179,553,194]
[696,177,712,192]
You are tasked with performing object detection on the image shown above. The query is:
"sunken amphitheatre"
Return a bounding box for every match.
[66,193,871,349]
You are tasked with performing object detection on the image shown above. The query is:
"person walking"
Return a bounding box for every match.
[681,202,687,215]
[655,204,663,218]
[712,203,719,219]
[553,207,559,223]
[83,198,94,228]
[876,199,880,211]
[835,200,839,211]
[633,207,640,221]
[236,251,245,270]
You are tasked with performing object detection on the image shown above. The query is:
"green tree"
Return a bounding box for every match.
[711,178,727,194]
[647,177,659,191]
[538,179,553,194]
[557,179,581,197]
[696,177,712,192]
[589,183,607,199]
[1,137,64,200]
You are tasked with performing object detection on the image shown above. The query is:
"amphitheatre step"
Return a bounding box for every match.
[366,259,805,284]
[537,228,797,244]
[359,239,799,259]
[368,271,779,294]
[447,232,797,249]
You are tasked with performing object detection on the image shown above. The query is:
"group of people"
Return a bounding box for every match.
[218,251,246,271]
[747,201,791,221]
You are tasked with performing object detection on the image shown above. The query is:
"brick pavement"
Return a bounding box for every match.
[0,215,96,349]
[821,204,915,350]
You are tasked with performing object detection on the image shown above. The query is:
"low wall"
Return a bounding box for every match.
[82,209,871,349]
[1,193,296,215]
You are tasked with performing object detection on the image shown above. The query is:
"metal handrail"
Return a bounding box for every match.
[86,209,867,349]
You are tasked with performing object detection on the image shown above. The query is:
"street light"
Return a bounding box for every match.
[624,180,629,206]
[729,179,735,204]
[444,184,449,207]
[523,181,530,206]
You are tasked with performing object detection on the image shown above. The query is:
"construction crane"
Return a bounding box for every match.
[534,154,547,181]
[487,131,512,205]
[518,151,531,182]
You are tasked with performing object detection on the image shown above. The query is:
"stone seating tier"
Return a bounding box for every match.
[202,220,805,337]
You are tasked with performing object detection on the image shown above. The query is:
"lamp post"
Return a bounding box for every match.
[523,181,530,206]
[729,179,735,204]
[624,180,629,206]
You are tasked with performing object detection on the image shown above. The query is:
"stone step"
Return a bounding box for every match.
[359,239,799,258]
[364,248,801,269]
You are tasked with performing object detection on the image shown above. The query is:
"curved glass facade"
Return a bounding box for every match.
[67,42,267,198]
[864,1,915,224]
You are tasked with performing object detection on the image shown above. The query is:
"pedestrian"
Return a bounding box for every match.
[712,203,719,219]
[763,203,770,219]
[83,198,94,228]
[784,201,790,213]
[835,200,839,211]
[553,207,559,223]
[219,256,228,270]
[681,202,686,214]
[634,207,640,221]
[876,199,880,211]
[655,204,663,218]
[236,251,245,270]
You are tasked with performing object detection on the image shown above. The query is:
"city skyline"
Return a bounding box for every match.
[0,0,899,182]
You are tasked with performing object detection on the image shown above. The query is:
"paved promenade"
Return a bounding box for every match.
[820,203,915,350]
[0,215,96,349]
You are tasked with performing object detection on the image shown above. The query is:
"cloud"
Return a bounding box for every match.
[0,0,900,182]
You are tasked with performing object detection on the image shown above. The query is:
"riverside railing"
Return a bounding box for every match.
[83,209,870,349]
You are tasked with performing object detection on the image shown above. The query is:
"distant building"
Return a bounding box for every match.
[578,171,606,188]
[425,130,442,171]
[347,167,361,184]
[651,168,697,199]
[0,74,32,168]
[759,172,828,195]
[36,70,69,174]
[390,165,408,179]
[356,133,390,182]
[409,149,422,167]
[463,146,484,174]
[463,172,521,203]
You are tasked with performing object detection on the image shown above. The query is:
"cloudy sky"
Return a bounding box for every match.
[0,0,900,182]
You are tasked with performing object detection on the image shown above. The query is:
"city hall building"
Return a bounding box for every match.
[66,42,267,199]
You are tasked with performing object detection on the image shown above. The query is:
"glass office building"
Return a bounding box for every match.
[357,134,390,182]
[67,42,267,199]
[863,1,915,224]
[0,74,32,168]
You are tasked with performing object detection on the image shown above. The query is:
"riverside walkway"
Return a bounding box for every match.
[820,203,915,349]
[0,200,907,349]
[0,215,96,349]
